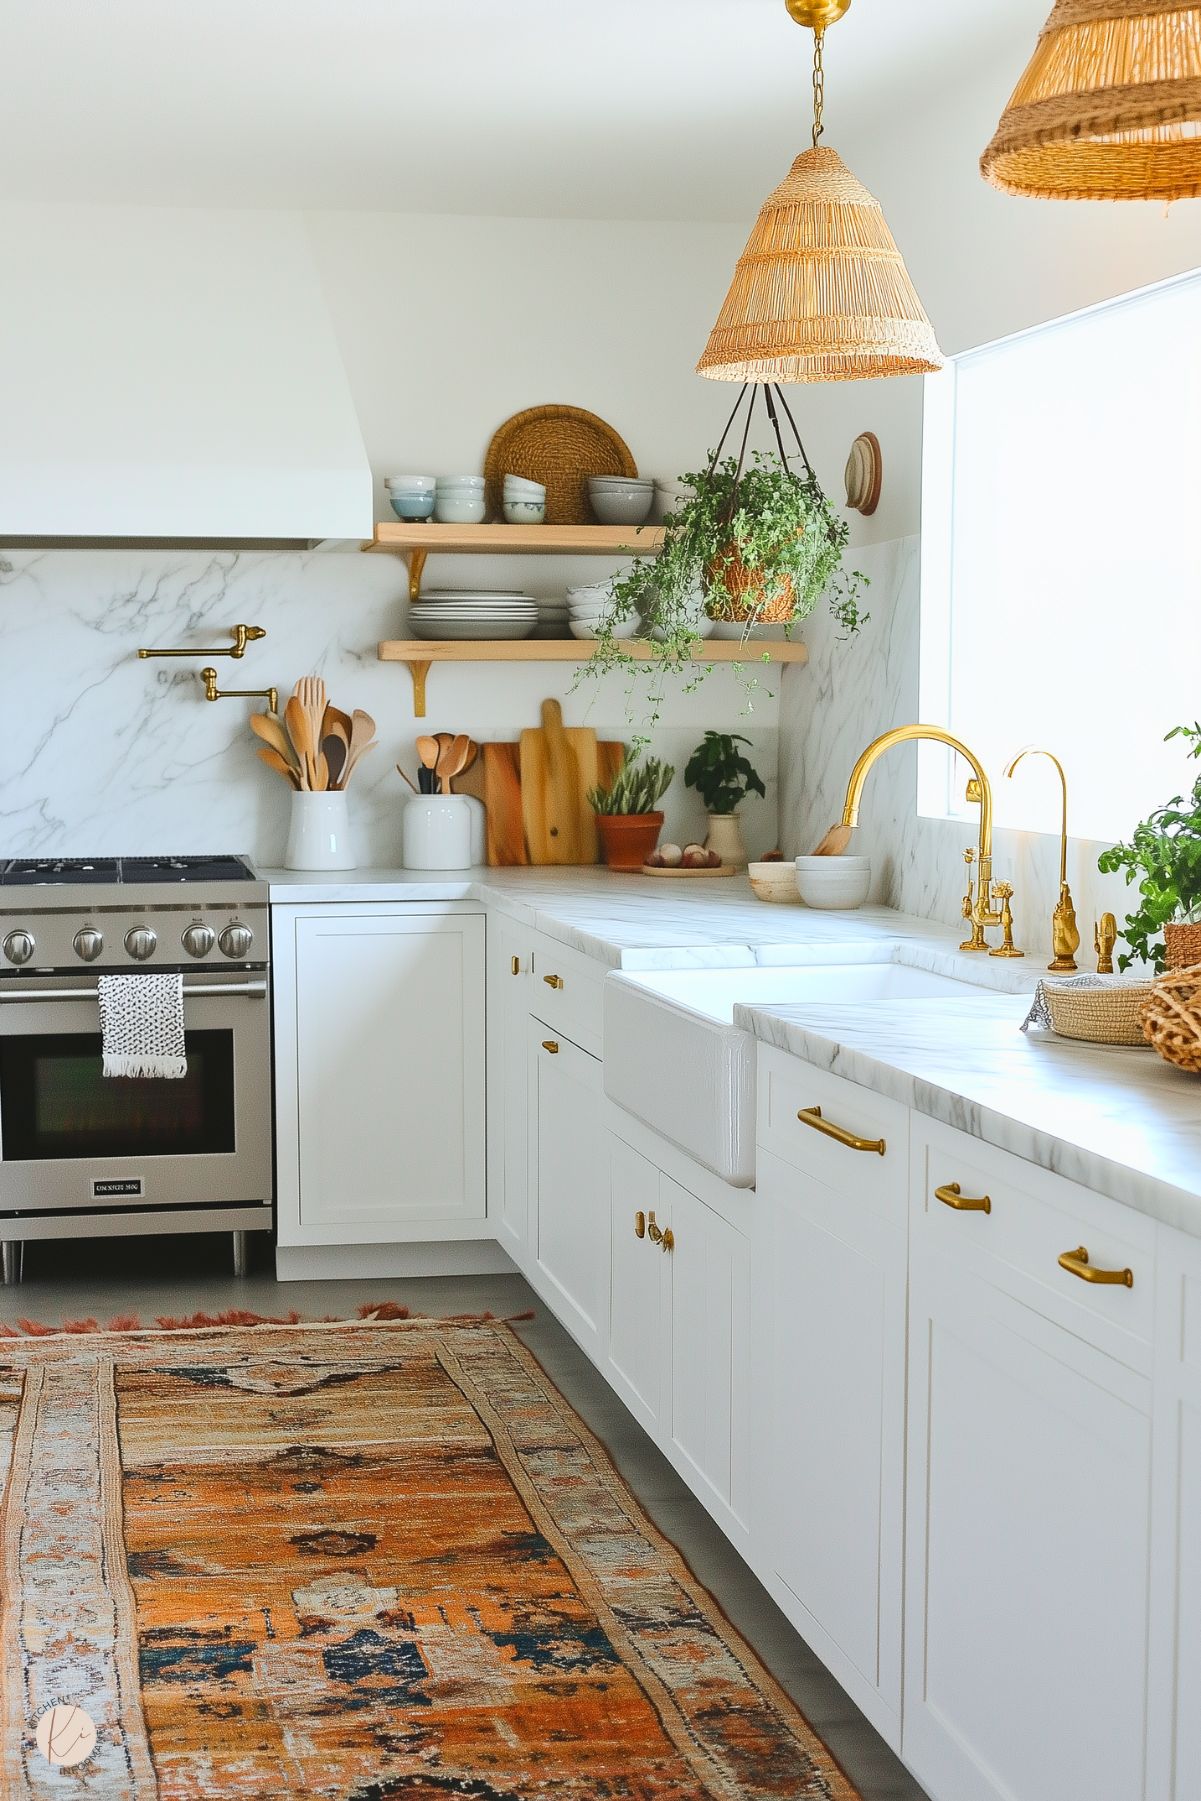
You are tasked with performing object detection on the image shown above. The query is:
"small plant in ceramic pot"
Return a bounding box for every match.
[1098,722,1201,973]
[684,731,765,869]
[587,756,674,871]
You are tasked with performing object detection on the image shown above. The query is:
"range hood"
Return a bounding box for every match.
[0,205,372,545]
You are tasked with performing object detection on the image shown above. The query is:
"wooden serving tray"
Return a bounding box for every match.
[641,863,737,878]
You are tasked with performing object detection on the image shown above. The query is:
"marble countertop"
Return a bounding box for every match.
[737,992,1201,1238]
[263,865,1036,984]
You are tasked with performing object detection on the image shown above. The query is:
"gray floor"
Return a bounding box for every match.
[12,1232,930,1801]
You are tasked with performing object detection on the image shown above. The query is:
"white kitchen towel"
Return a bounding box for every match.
[97,973,187,1079]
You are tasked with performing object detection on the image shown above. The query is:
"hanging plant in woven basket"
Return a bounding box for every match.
[582,384,867,713]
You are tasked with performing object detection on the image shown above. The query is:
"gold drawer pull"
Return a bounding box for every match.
[634,1211,646,1240]
[510,955,521,975]
[541,1039,560,1055]
[1058,1245,1133,1288]
[646,1212,675,1252]
[543,974,564,989]
[936,1182,992,1215]
[797,1105,886,1157]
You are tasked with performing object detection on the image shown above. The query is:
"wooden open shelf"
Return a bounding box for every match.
[364,521,665,601]
[378,637,809,716]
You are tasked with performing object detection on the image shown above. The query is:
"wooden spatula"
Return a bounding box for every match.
[250,710,302,779]
[295,675,327,757]
[284,696,316,790]
[256,745,301,789]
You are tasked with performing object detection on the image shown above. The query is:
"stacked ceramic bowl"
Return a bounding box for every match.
[386,475,436,521]
[653,477,693,522]
[587,476,655,526]
[566,580,637,641]
[533,592,571,639]
[410,588,537,642]
[434,475,486,525]
[503,474,547,524]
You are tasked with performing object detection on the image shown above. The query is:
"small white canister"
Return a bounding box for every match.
[285,791,357,871]
[403,794,473,870]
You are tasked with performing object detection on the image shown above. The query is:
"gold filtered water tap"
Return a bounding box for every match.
[1004,748,1077,972]
[840,725,1010,951]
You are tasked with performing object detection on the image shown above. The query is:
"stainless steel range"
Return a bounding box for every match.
[0,856,272,1283]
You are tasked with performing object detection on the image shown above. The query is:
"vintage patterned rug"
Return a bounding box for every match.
[0,1316,859,1799]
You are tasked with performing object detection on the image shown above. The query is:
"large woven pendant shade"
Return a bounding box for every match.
[982,0,1201,200]
[696,145,943,382]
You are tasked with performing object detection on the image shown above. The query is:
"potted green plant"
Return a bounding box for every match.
[1098,722,1201,973]
[684,731,766,868]
[588,449,868,687]
[587,756,674,871]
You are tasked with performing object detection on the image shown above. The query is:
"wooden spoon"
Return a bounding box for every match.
[256,745,301,790]
[416,735,439,772]
[323,734,348,789]
[341,709,378,788]
[285,696,316,790]
[449,737,478,794]
[435,735,459,795]
[250,710,302,777]
[441,732,472,793]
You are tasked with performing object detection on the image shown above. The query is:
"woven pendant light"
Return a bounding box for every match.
[697,0,942,383]
[982,0,1201,201]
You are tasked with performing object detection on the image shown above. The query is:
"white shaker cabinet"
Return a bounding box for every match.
[1148,1225,1201,1801]
[273,903,486,1244]
[527,1021,610,1361]
[486,920,531,1262]
[904,1123,1155,1801]
[753,1049,909,1745]
[608,1135,670,1436]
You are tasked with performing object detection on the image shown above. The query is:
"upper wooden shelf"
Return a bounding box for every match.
[365,521,666,556]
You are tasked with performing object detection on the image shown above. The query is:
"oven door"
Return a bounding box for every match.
[0,973,272,1214]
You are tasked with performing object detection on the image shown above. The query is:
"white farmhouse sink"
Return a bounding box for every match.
[603,952,992,1188]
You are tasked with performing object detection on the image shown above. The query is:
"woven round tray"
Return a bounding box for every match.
[484,405,637,526]
[1044,980,1156,1048]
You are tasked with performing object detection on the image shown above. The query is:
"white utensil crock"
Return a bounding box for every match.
[403,794,473,870]
[285,791,357,871]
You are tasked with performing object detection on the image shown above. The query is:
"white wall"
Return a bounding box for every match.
[780,61,1201,958]
[0,206,786,865]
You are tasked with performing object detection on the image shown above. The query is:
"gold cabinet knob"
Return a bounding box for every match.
[543,974,564,990]
[634,1211,646,1240]
[541,1040,560,1055]
[646,1212,675,1251]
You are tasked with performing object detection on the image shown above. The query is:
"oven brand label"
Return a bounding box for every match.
[92,1178,144,1200]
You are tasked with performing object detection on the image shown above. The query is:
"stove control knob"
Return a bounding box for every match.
[73,927,104,963]
[182,924,215,960]
[3,930,34,967]
[124,926,157,962]
[218,922,254,960]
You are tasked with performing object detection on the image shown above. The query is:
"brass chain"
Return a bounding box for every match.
[811,27,826,146]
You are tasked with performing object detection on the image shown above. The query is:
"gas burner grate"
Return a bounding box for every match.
[0,856,256,886]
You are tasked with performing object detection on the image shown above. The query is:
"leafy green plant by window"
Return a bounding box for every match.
[684,732,766,816]
[587,756,674,818]
[573,449,869,743]
[1097,723,1201,972]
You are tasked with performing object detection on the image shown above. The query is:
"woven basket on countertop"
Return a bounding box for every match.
[1141,961,1201,1073]
[1029,976,1157,1047]
[484,405,637,526]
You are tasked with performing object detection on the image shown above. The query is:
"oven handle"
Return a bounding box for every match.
[0,980,268,1004]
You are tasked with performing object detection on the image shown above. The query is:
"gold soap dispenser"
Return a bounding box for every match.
[1004,748,1079,972]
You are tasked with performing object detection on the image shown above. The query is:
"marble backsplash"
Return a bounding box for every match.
[0,548,780,866]
[779,535,1133,965]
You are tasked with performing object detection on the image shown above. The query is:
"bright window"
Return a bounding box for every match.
[919,268,1201,846]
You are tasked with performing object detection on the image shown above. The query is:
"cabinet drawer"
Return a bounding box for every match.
[530,933,605,1056]
[913,1118,1155,1367]
[757,1047,908,1217]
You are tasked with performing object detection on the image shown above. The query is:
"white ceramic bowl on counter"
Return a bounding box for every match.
[794,854,872,909]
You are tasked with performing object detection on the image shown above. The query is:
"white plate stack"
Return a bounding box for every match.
[410,588,538,642]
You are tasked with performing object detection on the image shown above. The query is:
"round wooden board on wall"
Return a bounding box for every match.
[485,405,638,525]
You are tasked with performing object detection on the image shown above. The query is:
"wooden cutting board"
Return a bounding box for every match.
[521,700,588,865]
[468,725,623,866]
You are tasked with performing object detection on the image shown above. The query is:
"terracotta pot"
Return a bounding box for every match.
[705,541,797,624]
[596,812,664,872]
[1165,920,1201,969]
